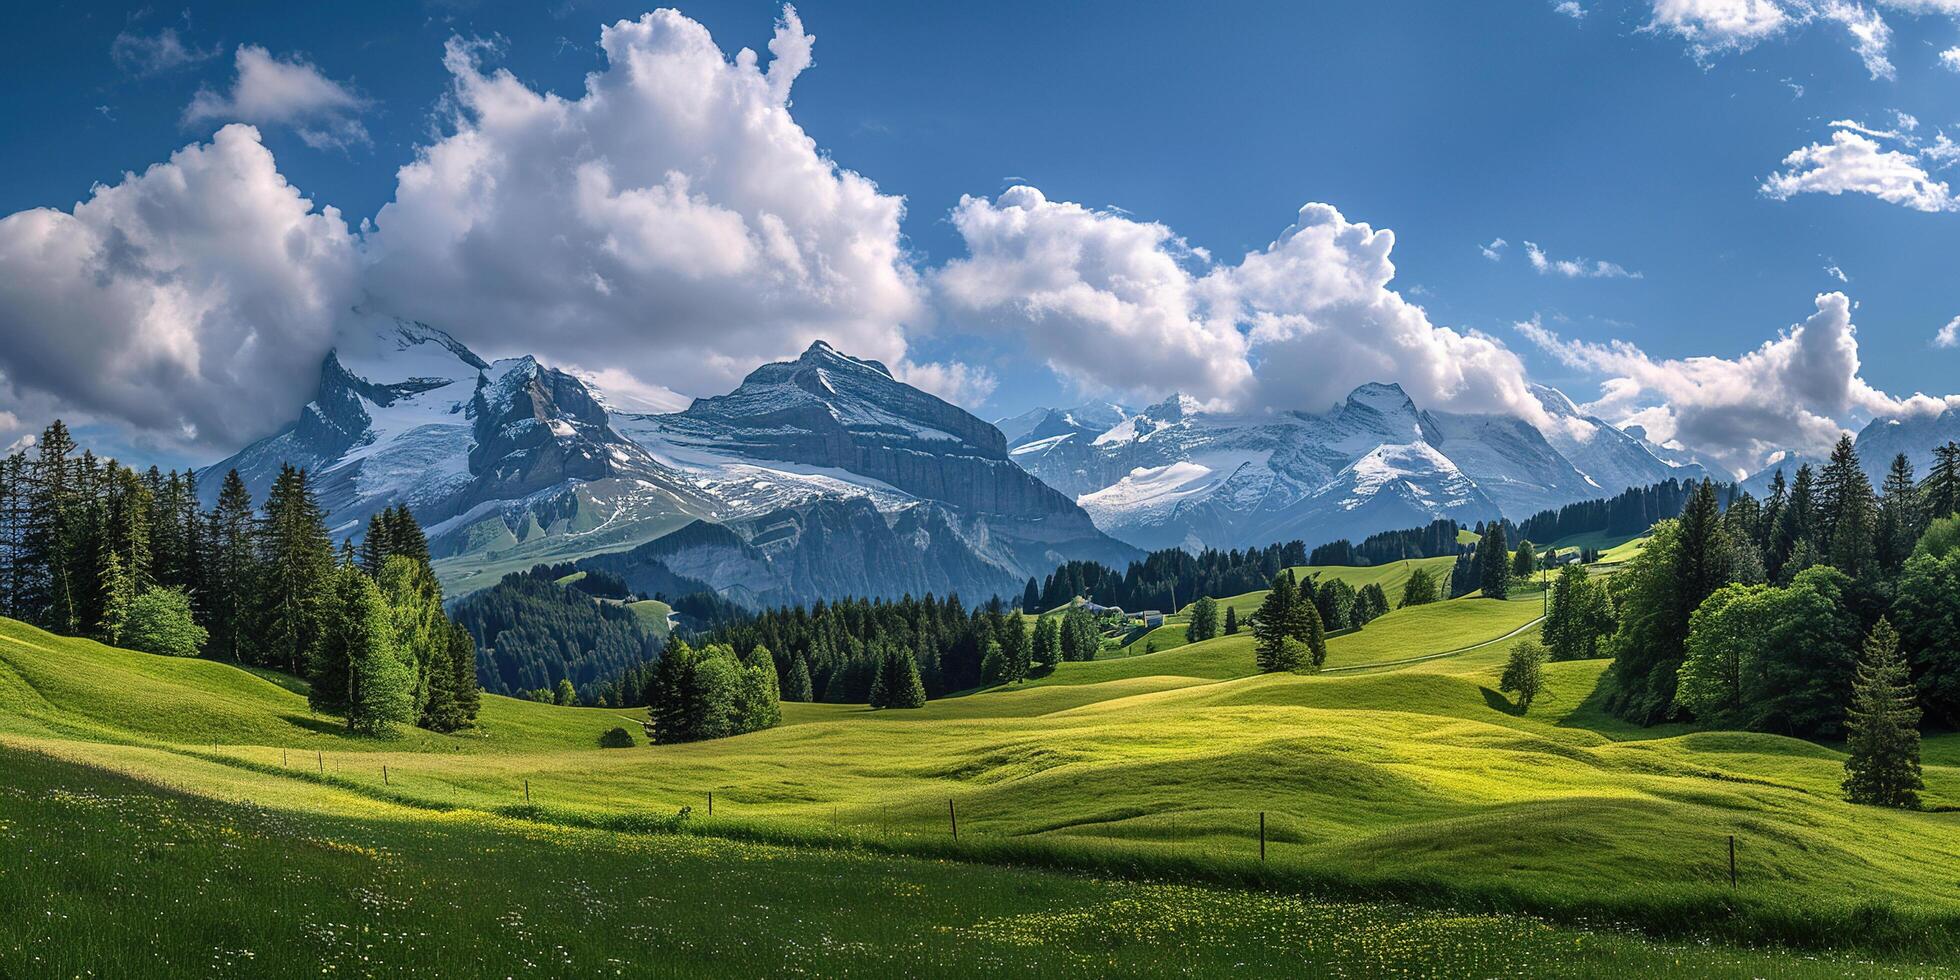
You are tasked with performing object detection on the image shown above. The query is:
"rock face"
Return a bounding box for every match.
[1010,381,1713,552]
[207,328,1137,605]
[612,342,1140,605]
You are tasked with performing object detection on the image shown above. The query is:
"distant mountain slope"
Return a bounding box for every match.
[207,327,1137,604]
[201,315,715,584]
[1010,381,1710,552]
[1741,406,1960,496]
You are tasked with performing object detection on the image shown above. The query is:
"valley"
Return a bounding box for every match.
[4,572,1957,976]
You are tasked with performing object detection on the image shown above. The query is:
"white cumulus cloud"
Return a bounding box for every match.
[939,189,1546,424]
[185,45,370,150]
[362,5,940,405]
[1942,46,1960,70]
[1645,0,1797,58]
[1936,315,1960,348]
[0,124,359,451]
[1761,129,1956,212]
[937,186,1253,408]
[1520,291,1959,474]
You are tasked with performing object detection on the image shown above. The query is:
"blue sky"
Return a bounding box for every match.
[2,0,1957,475]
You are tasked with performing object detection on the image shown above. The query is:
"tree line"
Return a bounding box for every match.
[702,593,1035,704]
[1307,519,1466,566]
[1596,438,1959,809]
[447,566,666,703]
[1024,540,1310,614]
[0,420,478,735]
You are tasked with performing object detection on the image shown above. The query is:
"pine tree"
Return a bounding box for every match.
[1030,614,1059,669]
[360,513,392,576]
[0,452,28,618]
[445,620,481,727]
[1252,571,1297,672]
[1289,579,1327,671]
[1315,578,1355,632]
[205,470,259,663]
[1924,442,1960,521]
[1512,540,1537,578]
[385,505,431,569]
[95,546,133,646]
[1817,435,1876,576]
[1021,577,1040,613]
[875,649,927,708]
[1842,618,1923,809]
[781,650,814,701]
[1770,464,1816,581]
[258,465,334,673]
[1222,605,1239,635]
[1479,523,1510,599]
[1877,453,1921,573]
[20,421,80,632]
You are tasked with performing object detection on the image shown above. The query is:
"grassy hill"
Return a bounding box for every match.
[4,585,1959,973]
[1121,555,1462,654]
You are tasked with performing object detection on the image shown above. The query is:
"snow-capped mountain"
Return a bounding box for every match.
[207,326,1137,603]
[606,342,1138,605]
[996,402,1130,456]
[1008,381,1712,552]
[202,315,716,596]
[1741,406,1960,496]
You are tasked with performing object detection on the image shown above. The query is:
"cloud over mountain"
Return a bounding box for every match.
[1520,292,1959,474]
[360,7,937,404]
[0,124,357,450]
[940,189,1546,425]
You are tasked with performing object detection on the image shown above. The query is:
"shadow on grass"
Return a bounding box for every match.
[1478,686,1524,716]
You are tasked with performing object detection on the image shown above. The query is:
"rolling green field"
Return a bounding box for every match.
[1124,555,1463,654]
[4,580,1958,975]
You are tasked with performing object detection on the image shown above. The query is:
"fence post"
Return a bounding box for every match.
[383,765,389,786]
[949,799,958,841]
[1729,835,1736,888]
[1259,811,1266,863]
[317,752,323,774]
[708,791,713,816]
[282,748,288,768]
[524,779,531,803]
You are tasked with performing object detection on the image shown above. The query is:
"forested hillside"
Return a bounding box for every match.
[0,420,481,735]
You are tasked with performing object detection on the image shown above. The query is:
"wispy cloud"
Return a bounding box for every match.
[111,27,219,77]
[1524,241,1642,279]
[184,45,371,150]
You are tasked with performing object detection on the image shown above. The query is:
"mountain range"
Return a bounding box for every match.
[206,317,1764,606]
[1000,382,1712,552]
[1739,406,1960,497]
[204,317,1137,604]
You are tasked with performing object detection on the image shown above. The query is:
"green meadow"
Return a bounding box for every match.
[3,579,1958,975]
